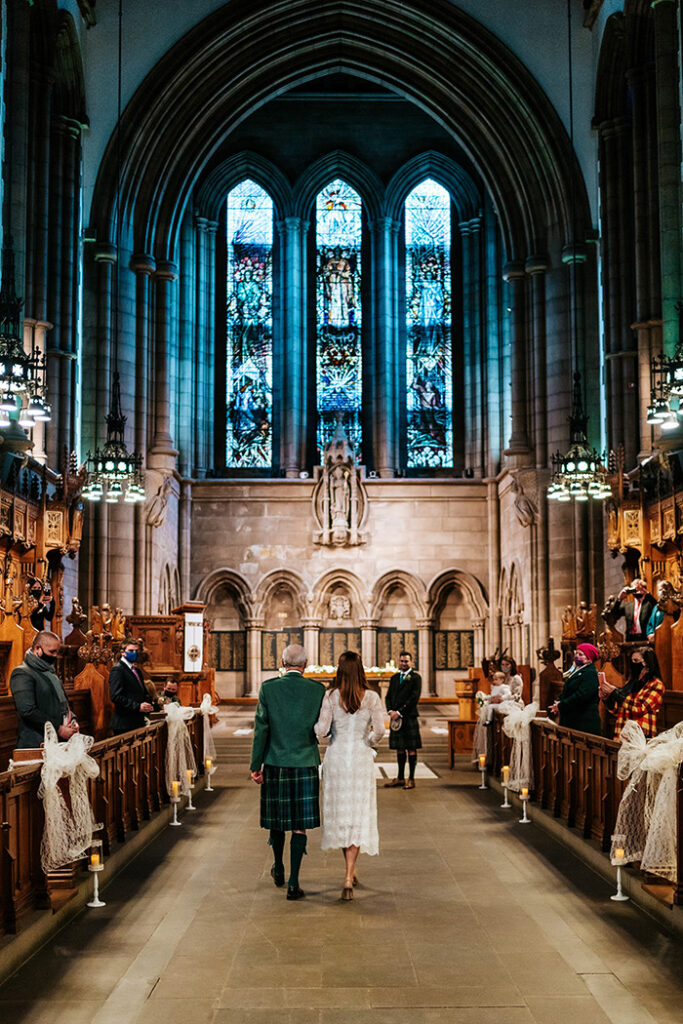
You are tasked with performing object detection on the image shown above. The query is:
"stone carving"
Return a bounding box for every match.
[510,473,538,528]
[328,594,351,620]
[111,607,127,640]
[146,475,173,529]
[66,597,88,632]
[312,422,367,547]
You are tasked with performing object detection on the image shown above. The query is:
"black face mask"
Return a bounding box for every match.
[38,651,57,666]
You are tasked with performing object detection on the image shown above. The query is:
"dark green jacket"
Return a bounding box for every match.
[250,671,325,771]
[10,651,71,748]
[558,662,601,735]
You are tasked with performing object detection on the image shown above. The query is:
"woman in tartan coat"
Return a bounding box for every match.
[250,645,325,901]
[384,651,422,790]
[600,646,665,741]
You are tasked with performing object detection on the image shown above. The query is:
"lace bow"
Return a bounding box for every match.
[38,723,100,871]
[502,702,538,791]
[164,702,197,794]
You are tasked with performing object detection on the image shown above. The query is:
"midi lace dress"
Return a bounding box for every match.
[315,688,386,855]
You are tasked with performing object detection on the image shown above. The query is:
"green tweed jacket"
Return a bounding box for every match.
[250,671,326,771]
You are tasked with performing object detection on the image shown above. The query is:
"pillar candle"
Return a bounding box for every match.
[502,765,510,783]
[186,768,193,786]
[205,758,212,770]
[615,847,625,861]
[479,754,486,769]
[90,852,100,866]
[521,786,529,798]
[171,780,180,797]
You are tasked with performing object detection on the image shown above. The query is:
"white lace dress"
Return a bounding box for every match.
[315,689,386,855]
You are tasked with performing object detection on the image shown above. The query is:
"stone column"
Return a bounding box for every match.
[22,318,51,464]
[245,618,264,696]
[178,479,192,603]
[417,618,435,696]
[130,254,154,613]
[369,217,400,476]
[525,257,548,469]
[502,262,530,459]
[487,480,501,650]
[472,617,487,666]
[652,0,682,355]
[360,619,378,668]
[91,245,117,605]
[177,215,196,478]
[277,217,308,475]
[148,260,179,472]
[302,619,321,665]
[195,216,218,476]
[460,217,483,475]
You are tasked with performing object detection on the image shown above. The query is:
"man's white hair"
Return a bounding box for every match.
[282,643,307,668]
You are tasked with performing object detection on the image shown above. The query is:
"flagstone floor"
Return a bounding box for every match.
[1,712,682,1024]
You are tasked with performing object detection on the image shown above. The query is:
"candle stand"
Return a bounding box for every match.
[519,791,531,824]
[610,865,629,902]
[478,755,487,790]
[170,794,182,826]
[501,784,511,809]
[610,835,629,901]
[205,762,216,792]
[87,861,105,908]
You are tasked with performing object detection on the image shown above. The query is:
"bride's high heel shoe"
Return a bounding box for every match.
[342,879,354,900]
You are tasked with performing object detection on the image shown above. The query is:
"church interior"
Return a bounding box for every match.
[1,0,683,1020]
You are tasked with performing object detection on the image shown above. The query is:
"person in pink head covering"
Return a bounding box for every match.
[548,643,602,735]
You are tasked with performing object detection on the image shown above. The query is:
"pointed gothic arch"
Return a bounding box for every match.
[369,569,427,621]
[194,568,255,621]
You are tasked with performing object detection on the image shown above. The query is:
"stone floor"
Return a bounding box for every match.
[1,710,682,1024]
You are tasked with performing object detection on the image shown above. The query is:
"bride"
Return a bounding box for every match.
[315,651,386,900]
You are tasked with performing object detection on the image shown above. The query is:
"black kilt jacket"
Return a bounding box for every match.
[385,670,422,750]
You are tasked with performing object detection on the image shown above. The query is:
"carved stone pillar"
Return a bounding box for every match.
[460,217,483,475]
[277,217,308,475]
[130,254,154,614]
[471,617,487,665]
[245,618,264,696]
[369,216,400,476]
[91,244,117,605]
[502,262,530,459]
[195,217,218,476]
[417,618,435,696]
[148,260,179,472]
[487,480,501,651]
[360,619,378,668]
[302,619,321,665]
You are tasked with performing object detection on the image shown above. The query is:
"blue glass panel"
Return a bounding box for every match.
[316,179,362,458]
[405,178,453,468]
[226,179,273,468]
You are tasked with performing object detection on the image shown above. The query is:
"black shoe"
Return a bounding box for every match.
[286,885,305,901]
[271,865,285,888]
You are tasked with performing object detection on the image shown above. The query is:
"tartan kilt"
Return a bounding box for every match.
[389,715,422,750]
[260,765,320,831]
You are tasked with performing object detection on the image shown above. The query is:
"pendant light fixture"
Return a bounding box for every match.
[548,0,610,503]
[82,0,144,504]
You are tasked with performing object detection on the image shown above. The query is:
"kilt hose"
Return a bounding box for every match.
[260,765,320,831]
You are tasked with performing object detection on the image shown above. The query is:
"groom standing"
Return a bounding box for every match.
[250,644,325,901]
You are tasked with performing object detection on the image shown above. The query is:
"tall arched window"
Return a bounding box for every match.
[405,178,453,468]
[315,179,363,458]
[225,179,273,468]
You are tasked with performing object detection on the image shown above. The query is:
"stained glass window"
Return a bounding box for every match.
[315,179,363,458]
[225,179,273,467]
[405,179,453,467]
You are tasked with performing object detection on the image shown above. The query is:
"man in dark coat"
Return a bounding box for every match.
[549,642,601,735]
[109,641,154,735]
[384,651,422,790]
[10,631,79,748]
[611,579,656,642]
[250,644,325,901]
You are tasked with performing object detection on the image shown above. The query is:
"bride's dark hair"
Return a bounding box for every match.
[331,650,367,714]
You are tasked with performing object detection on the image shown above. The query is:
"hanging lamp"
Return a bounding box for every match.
[548,0,609,503]
[82,0,144,504]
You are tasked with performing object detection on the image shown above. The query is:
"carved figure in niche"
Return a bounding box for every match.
[111,607,127,640]
[575,602,597,637]
[561,606,577,640]
[329,594,351,621]
[146,475,173,529]
[312,420,367,548]
[510,474,538,528]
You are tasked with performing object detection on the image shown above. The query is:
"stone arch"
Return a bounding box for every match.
[195,152,293,222]
[194,568,254,621]
[253,569,309,622]
[426,568,489,622]
[310,569,369,622]
[89,0,589,260]
[52,11,87,125]
[293,151,384,222]
[369,569,427,621]
[385,151,481,223]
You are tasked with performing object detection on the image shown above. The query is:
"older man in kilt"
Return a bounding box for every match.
[250,644,325,901]
[384,651,422,789]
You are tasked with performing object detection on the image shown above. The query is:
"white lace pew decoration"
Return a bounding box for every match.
[611,720,683,882]
[37,723,100,872]
[195,692,218,763]
[502,702,539,791]
[164,702,197,794]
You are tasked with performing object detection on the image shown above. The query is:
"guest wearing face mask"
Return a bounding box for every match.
[548,643,602,735]
[109,641,154,735]
[10,630,79,748]
[599,647,665,742]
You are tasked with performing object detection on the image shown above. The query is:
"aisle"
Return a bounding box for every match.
[0,717,681,1023]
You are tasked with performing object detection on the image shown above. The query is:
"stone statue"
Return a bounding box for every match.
[312,420,367,547]
[561,605,577,639]
[111,607,127,640]
[510,473,538,528]
[329,594,351,620]
[146,475,173,529]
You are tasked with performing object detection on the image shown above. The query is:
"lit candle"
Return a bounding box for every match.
[502,765,510,783]
[521,786,529,798]
[615,847,625,861]
[90,852,100,866]
[205,758,213,770]
[171,780,180,797]
[186,769,193,787]
[479,754,486,769]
